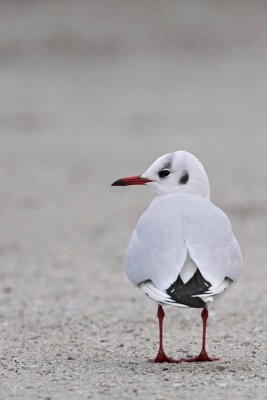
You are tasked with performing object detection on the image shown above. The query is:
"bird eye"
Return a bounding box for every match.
[158,169,170,178]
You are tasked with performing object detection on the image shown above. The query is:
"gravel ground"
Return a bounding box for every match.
[0,1,267,399]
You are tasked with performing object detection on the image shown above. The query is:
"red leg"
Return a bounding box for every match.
[149,305,180,363]
[180,307,219,362]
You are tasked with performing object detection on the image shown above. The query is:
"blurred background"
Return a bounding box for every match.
[0,1,266,399]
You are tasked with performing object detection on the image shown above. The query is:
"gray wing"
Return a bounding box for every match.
[125,193,242,307]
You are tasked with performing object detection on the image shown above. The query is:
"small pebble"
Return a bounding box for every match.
[216,366,225,371]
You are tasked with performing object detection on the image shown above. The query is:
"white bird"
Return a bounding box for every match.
[112,151,242,363]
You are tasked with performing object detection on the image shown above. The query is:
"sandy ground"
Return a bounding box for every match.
[0,0,267,399]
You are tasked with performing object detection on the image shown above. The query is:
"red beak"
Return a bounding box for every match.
[111,175,152,186]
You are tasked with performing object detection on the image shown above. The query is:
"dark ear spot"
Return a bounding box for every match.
[179,171,189,184]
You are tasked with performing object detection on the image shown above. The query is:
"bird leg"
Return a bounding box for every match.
[180,307,219,362]
[149,305,180,363]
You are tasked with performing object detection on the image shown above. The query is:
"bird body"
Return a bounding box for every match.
[112,150,243,362]
[125,192,242,308]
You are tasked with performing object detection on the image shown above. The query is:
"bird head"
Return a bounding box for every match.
[112,151,210,199]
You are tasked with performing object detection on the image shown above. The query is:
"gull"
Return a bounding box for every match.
[111,151,242,362]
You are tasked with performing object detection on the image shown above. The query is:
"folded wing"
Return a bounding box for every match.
[125,193,242,307]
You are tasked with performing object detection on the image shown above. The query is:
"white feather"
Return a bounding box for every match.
[138,281,188,308]
[179,257,197,283]
[125,192,242,305]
